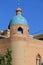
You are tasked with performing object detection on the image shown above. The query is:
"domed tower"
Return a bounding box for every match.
[10,8,28,37]
[9,7,28,65]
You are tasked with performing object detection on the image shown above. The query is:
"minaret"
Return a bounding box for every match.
[9,1,28,65]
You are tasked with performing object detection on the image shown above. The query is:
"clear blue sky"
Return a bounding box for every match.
[0,0,43,35]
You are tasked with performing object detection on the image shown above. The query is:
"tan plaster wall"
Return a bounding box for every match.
[11,41,27,65]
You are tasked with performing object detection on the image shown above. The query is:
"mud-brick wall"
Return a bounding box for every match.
[25,37,43,65]
[0,38,11,54]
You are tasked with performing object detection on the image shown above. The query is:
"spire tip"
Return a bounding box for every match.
[17,0,20,8]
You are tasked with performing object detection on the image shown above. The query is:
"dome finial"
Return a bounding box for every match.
[16,0,22,15]
[17,0,20,8]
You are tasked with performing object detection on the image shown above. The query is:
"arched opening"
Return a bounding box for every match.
[17,27,23,34]
[36,54,41,65]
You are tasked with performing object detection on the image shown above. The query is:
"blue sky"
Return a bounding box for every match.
[0,0,43,35]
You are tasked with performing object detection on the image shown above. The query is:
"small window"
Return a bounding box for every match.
[36,54,41,65]
[18,27,23,34]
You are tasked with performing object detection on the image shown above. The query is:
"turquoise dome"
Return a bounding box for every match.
[10,15,28,25]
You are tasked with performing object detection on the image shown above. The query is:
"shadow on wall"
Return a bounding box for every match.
[41,63,43,65]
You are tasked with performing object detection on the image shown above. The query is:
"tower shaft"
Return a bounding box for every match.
[10,23,28,65]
